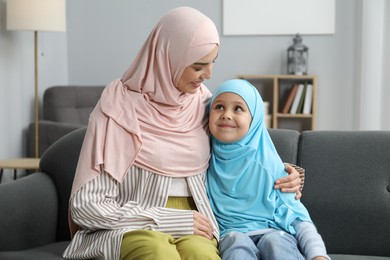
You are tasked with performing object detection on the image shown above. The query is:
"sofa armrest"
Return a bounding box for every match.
[27,120,85,157]
[0,173,58,251]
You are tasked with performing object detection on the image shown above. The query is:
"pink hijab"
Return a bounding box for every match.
[70,6,219,209]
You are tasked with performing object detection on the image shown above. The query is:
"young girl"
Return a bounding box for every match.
[207,79,329,260]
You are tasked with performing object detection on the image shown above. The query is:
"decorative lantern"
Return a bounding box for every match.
[287,34,308,75]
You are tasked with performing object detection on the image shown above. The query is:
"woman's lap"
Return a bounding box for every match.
[121,230,219,260]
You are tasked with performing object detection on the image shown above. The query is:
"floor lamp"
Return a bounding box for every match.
[6,0,66,158]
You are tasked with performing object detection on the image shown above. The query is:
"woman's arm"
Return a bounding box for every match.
[70,171,194,237]
[274,164,304,199]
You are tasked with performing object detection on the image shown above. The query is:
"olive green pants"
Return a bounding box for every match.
[120,197,220,260]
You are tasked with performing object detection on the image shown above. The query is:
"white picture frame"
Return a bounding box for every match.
[223,0,335,35]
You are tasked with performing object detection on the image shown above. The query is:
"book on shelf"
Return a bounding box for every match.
[289,84,304,114]
[296,83,307,114]
[303,83,313,114]
[281,84,298,114]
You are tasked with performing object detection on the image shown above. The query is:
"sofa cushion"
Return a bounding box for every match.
[0,241,69,260]
[268,128,299,164]
[298,131,390,257]
[43,86,105,124]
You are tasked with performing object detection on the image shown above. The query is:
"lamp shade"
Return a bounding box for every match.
[7,0,66,32]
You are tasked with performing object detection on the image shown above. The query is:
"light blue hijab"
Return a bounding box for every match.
[206,79,312,238]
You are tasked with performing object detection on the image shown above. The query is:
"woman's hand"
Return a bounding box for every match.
[274,164,302,199]
[193,211,213,240]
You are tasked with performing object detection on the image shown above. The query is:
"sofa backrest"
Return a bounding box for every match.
[43,86,105,124]
[39,127,390,257]
[268,128,299,165]
[298,131,390,257]
[39,127,298,242]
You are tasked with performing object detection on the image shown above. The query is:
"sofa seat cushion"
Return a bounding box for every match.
[0,241,69,260]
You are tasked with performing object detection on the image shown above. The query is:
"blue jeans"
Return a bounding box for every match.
[219,230,305,260]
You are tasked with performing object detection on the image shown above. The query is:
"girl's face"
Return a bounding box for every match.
[176,45,219,94]
[209,92,252,143]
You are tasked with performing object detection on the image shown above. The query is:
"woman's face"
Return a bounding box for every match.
[176,45,219,94]
[209,92,252,143]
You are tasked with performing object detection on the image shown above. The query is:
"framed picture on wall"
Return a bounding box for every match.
[223,0,335,35]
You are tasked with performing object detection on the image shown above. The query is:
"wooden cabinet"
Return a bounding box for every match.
[237,74,317,131]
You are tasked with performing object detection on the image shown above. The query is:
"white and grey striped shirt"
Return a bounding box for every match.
[63,165,219,260]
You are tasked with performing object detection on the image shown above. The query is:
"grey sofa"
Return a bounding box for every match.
[27,86,105,157]
[1,127,389,259]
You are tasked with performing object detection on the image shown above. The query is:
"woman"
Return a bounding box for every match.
[63,7,302,260]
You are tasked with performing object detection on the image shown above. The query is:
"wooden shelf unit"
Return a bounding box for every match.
[237,74,317,131]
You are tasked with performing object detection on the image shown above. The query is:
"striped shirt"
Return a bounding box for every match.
[63,165,219,260]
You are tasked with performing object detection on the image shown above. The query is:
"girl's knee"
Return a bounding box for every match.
[219,232,257,260]
[220,232,251,249]
[261,230,295,248]
[258,230,303,260]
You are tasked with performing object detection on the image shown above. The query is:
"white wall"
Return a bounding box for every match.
[381,1,390,130]
[0,0,388,160]
[65,0,360,131]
